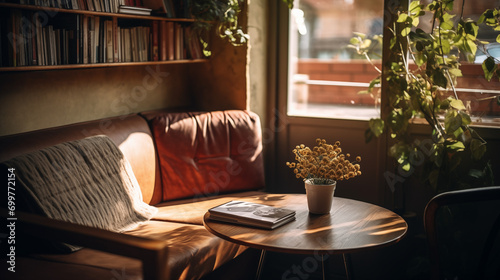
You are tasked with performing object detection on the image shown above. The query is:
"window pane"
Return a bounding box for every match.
[415,0,500,125]
[454,0,500,124]
[288,0,384,120]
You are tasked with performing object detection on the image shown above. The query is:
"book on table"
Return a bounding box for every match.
[208,201,296,229]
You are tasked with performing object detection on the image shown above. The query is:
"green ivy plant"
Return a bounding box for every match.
[349,0,499,192]
[190,0,294,56]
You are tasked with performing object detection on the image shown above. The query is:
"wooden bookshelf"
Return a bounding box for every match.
[0,3,196,22]
[0,2,206,72]
[0,58,208,72]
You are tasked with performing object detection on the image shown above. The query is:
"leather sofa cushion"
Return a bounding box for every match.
[3,221,246,280]
[154,191,267,225]
[144,110,265,201]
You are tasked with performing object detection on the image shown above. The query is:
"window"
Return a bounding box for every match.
[287,0,384,120]
[287,0,500,125]
[435,0,500,125]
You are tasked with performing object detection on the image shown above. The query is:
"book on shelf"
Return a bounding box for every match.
[184,26,202,59]
[0,10,204,68]
[118,5,152,15]
[12,0,128,13]
[208,201,296,230]
[151,20,158,61]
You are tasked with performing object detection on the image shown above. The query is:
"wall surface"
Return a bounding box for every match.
[0,64,192,136]
[248,0,269,121]
[189,2,250,112]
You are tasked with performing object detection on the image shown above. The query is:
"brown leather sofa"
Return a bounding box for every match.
[0,110,267,280]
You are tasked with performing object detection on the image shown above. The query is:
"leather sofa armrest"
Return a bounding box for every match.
[2,210,169,280]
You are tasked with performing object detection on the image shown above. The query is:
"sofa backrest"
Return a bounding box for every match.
[0,114,162,205]
[142,110,265,201]
[0,110,265,205]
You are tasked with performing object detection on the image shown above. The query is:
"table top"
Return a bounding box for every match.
[203,194,407,255]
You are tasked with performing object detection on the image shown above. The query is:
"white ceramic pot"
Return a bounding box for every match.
[304,178,337,214]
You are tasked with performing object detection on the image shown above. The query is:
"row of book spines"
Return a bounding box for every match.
[11,0,135,14]
[1,12,204,67]
[3,0,193,18]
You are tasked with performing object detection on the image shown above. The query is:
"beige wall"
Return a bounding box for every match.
[0,64,192,136]
[248,0,269,121]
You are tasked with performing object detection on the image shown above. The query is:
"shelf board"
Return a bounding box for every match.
[0,59,208,72]
[0,3,196,22]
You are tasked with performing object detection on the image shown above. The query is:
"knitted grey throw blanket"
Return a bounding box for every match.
[3,135,157,250]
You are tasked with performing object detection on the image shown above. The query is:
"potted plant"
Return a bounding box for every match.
[348,0,499,193]
[190,0,294,56]
[286,138,362,214]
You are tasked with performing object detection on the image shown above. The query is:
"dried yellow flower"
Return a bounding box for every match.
[286,138,362,184]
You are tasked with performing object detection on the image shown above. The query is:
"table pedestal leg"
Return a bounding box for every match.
[255,249,267,280]
[321,255,326,280]
[343,253,353,280]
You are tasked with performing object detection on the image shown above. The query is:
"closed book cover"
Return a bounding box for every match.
[208,201,296,229]
[151,20,158,61]
[113,17,118,63]
[159,20,167,61]
[118,5,152,15]
[166,21,174,60]
[105,20,113,62]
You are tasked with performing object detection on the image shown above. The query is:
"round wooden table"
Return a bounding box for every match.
[203,193,408,280]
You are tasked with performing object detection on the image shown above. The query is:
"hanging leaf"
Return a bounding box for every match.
[350,37,360,45]
[482,57,497,81]
[412,16,420,27]
[360,39,372,49]
[402,26,412,37]
[409,1,421,13]
[445,112,462,134]
[466,39,478,56]
[450,99,466,110]
[415,52,426,66]
[441,39,451,54]
[369,118,385,137]
[401,161,411,172]
[397,13,409,23]
[446,141,465,151]
[464,21,479,38]
[459,112,472,126]
[441,13,455,30]
[433,70,448,88]
[448,68,462,77]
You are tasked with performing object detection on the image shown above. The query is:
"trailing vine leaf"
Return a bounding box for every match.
[446,141,465,151]
[369,118,385,137]
[482,56,497,81]
[350,0,498,192]
[432,70,448,88]
[449,99,466,110]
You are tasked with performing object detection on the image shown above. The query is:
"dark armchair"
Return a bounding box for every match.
[424,186,500,280]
